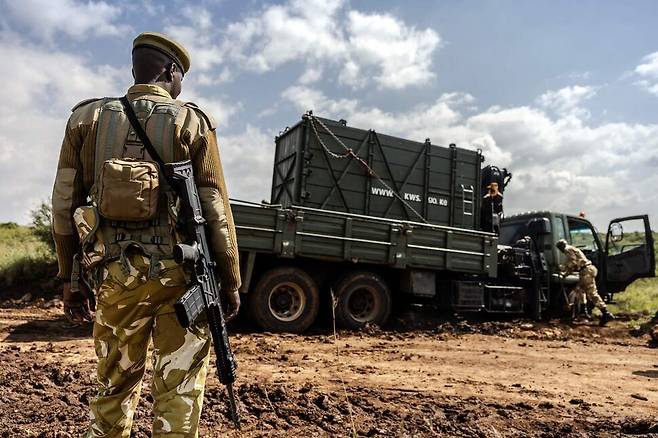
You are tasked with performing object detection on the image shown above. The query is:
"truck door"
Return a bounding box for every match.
[605,215,655,295]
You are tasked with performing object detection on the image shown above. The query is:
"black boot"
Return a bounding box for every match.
[599,310,615,326]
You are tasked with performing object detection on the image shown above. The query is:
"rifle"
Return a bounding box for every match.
[165,160,241,429]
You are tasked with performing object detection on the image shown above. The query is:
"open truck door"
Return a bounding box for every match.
[605,215,655,295]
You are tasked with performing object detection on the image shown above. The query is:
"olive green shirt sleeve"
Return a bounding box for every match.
[190,130,241,291]
[52,119,87,280]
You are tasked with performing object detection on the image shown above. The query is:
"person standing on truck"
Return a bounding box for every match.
[481,182,503,233]
[50,32,241,436]
[556,239,615,326]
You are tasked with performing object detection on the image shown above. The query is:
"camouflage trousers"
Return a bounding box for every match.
[86,254,211,437]
[568,265,607,311]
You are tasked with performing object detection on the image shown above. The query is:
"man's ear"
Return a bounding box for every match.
[131,68,135,80]
[166,63,176,81]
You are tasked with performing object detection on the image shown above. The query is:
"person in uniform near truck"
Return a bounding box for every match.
[555,239,615,326]
[481,182,503,233]
[51,32,241,437]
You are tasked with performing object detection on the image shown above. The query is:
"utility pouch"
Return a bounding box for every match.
[97,158,160,221]
[73,205,106,269]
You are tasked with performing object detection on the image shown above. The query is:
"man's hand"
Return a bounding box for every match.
[223,289,241,322]
[62,281,93,324]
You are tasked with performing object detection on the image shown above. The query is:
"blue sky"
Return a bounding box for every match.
[1,0,657,230]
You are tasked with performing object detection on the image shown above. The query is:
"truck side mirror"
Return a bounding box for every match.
[609,222,624,242]
[527,218,551,235]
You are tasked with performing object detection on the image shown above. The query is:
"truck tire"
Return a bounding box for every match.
[249,267,320,333]
[333,271,392,330]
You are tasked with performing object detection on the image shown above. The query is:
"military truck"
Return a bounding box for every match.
[230,113,655,332]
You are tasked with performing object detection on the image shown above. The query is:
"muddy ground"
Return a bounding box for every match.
[1,301,657,437]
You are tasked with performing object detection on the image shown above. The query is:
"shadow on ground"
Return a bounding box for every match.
[3,317,92,343]
[633,369,658,379]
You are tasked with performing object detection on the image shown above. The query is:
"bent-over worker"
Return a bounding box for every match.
[556,239,614,326]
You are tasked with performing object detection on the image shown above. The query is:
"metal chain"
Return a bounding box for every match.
[306,113,428,223]
[308,116,352,160]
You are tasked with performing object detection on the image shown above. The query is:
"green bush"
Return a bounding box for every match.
[0,207,56,289]
[30,201,55,253]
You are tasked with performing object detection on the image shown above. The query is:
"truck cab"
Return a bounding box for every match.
[500,212,655,311]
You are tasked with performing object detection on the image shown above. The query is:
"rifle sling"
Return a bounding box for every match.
[120,96,175,186]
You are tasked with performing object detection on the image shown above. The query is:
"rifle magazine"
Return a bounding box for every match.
[174,284,204,328]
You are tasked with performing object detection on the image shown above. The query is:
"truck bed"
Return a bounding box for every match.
[231,200,498,277]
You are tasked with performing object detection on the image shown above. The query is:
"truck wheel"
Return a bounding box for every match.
[333,271,392,330]
[249,267,320,333]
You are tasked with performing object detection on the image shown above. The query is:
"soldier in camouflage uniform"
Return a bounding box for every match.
[51,32,241,437]
[556,239,614,326]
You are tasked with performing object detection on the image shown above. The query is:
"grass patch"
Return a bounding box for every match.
[0,223,56,288]
[609,277,658,318]
[608,232,658,320]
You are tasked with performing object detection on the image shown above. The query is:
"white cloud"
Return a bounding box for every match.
[281,85,358,116]
[634,51,658,96]
[299,66,323,84]
[281,85,658,228]
[0,34,127,113]
[220,125,275,203]
[0,34,128,223]
[343,11,440,89]
[537,85,597,118]
[223,0,346,73]
[4,0,129,41]
[181,79,240,127]
[194,68,233,86]
[165,7,224,73]
[171,0,440,90]
[140,1,165,16]
[468,108,658,225]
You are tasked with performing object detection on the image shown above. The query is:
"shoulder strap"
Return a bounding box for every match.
[72,97,102,113]
[184,101,216,130]
[95,97,129,183]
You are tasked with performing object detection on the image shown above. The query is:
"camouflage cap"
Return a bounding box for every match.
[133,32,191,74]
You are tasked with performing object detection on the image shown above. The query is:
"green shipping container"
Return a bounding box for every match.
[271,114,483,229]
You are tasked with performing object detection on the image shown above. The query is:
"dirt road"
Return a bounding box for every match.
[1,304,657,437]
